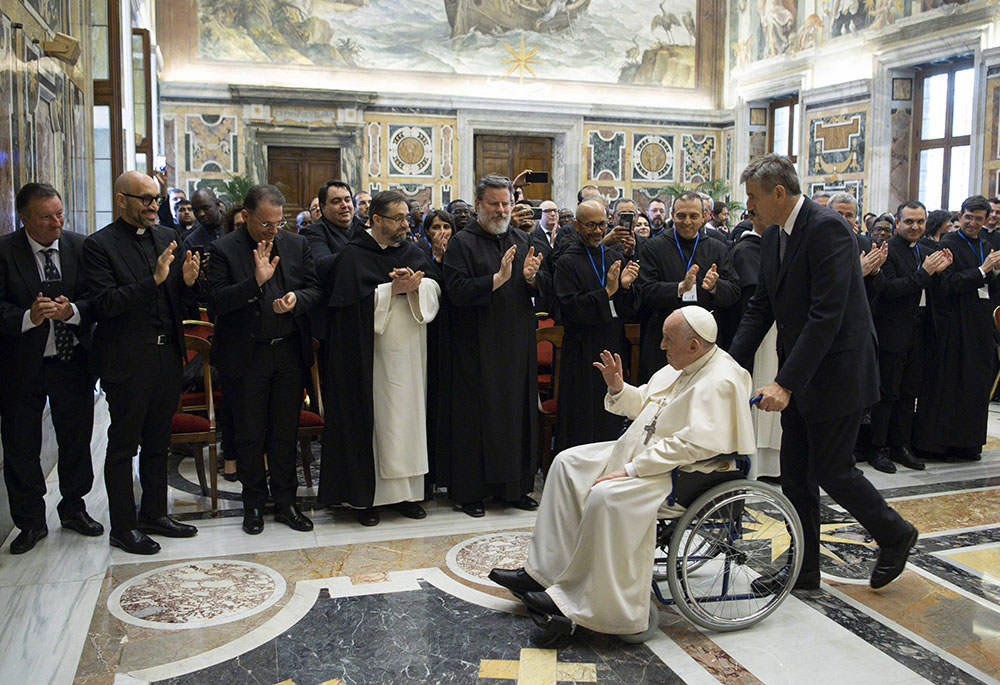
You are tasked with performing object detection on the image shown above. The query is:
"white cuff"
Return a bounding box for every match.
[21,308,39,332]
[66,303,81,326]
[624,462,638,478]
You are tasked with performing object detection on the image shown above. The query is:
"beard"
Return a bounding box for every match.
[481,214,510,235]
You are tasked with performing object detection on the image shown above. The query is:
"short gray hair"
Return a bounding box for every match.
[474,174,513,202]
[740,154,802,196]
[827,192,857,209]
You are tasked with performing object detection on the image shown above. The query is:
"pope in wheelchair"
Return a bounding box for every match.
[491,306,787,637]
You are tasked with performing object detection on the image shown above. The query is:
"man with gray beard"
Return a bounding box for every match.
[441,174,545,517]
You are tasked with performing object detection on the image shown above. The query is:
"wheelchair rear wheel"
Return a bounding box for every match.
[665,480,803,632]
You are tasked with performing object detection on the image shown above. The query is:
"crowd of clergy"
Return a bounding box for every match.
[2,156,998,573]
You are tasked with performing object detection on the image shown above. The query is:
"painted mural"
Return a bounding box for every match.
[196,0,699,88]
[729,0,991,66]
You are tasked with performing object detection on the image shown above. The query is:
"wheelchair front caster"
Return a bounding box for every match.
[618,600,660,644]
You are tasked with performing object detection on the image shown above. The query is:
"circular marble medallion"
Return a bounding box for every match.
[108,560,286,630]
[397,136,426,165]
[446,532,532,587]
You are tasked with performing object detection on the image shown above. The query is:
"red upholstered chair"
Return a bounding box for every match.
[536,325,564,475]
[625,323,641,385]
[170,335,219,512]
[180,320,220,412]
[297,339,323,488]
[537,316,555,393]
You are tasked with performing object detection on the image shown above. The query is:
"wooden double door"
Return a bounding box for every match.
[267,146,341,220]
[474,135,553,202]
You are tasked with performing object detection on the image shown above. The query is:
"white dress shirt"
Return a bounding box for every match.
[20,234,82,357]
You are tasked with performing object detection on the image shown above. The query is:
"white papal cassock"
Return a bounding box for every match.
[524,345,756,634]
[370,278,440,506]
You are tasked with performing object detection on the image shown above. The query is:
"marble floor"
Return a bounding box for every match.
[5,396,1000,684]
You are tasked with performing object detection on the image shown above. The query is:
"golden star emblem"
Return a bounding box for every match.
[741,508,875,564]
[502,33,542,83]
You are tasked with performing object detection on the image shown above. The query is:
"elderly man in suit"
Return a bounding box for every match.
[206,184,322,535]
[82,171,201,555]
[729,154,917,592]
[0,183,101,554]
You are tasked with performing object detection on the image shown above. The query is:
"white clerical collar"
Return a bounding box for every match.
[366,228,390,250]
[782,195,805,236]
[26,233,58,255]
[679,344,718,377]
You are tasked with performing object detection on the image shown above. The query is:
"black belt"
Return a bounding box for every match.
[255,335,296,346]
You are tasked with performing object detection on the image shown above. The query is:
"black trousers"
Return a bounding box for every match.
[102,345,182,532]
[0,347,95,531]
[228,340,304,510]
[870,322,924,449]
[780,397,909,582]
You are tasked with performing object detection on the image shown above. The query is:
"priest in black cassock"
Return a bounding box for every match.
[552,201,640,454]
[636,192,739,381]
[914,195,999,461]
[318,191,441,527]
[441,174,545,518]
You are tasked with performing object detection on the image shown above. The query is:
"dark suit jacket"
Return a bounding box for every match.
[730,197,880,422]
[299,216,354,339]
[871,233,940,353]
[206,227,322,379]
[82,219,193,383]
[0,229,94,385]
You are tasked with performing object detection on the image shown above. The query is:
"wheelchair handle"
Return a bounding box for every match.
[750,395,763,407]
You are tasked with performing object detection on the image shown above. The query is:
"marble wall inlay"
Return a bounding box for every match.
[589,130,626,181]
[681,133,715,184]
[631,133,674,182]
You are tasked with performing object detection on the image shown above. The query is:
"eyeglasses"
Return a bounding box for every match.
[580,220,609,230]
[541,208,559,213]
[122,193,164,207]
[376,213,410,225]
[249,213,287,230]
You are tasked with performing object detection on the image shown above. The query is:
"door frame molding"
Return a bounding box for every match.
[250,127,363,196]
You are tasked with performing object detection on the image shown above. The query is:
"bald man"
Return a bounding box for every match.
[490,306,755,636]
[82,171,202,555]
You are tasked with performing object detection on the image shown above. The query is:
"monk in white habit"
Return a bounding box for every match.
[318,190,441,527]
[490,306,755,635]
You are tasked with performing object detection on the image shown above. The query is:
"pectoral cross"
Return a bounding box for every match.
[642,417,658,446]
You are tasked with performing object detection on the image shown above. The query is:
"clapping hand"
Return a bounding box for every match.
[701,263,719,291]
[592,349,624,394]
[29,294,58,325]
[620,260,639,289]
[920,248,952,275]
[153,241,177,285]
[860,242,888,277]
[605,260,622,298]
[493,245,517,290]
[679,264,699,294]
[523,245,543,283]
[272,291,296,314]
[983,249,1000,272]
[254,240,279,286]
[182,249,200,286]
[390,267,424,295]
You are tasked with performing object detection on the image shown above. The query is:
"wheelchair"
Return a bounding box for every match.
[530,455,804,640]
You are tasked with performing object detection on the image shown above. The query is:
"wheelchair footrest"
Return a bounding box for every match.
[528,607,576,636]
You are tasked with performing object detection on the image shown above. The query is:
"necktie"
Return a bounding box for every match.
[777,227,787,263]
[41,249,74,362]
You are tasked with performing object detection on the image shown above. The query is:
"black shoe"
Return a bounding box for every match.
[109,528,160,555]
[488,568,544,595]
[889,446,925,471]
[274,504,313,531]
[459,501,485,518]
[750,566,820,595]
[222,471,239,482]
[137,515,198,538]
[868,449,897,474]
[10,527,47,554]
[242,508,264,535]
[357,507,380,527]
[523,591,564,617]
[388,501,426,519]
[871,522,918,589]
[60,511,104,536]
[951,451,982,462]
[511,495,538,511]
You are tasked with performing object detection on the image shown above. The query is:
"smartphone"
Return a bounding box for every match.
[40,279,62,300]
[531,206,542,221]
[619,211,634,231]
[525,171,549,184]
[154,155,167,173]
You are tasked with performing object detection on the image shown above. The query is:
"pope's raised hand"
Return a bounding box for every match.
[592,349,624,395]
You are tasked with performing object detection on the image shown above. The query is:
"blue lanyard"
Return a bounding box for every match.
[652,226,665,237]
[586,243,606,287]
[673,229,701,271]
[914,244,921,272]
[957,230,984,265]
[198,224,216,245]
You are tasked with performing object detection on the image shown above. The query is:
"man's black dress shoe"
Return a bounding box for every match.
[61,511,104,536]
[222,471,239,483]
[889,446,925,470]
[10,527,47,554]
[523,591,564,617]
[459,501,485,518]
[243,508,264,535]
[110,529,160,555]
[511,495,539,511]
[488,568,544,595]
[275,504,314,531]
[868,448,897,474]
[138,515,198,538]
[357,507,380,527]
[871,522,918,589]
[750,566,820,595]
[389,501,426,519]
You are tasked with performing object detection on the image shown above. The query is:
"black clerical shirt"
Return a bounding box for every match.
[117,218,175,336]
[245,237,298,341]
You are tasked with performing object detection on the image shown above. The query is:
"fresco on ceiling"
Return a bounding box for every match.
[729,0,985,67]
[196,0,699,88]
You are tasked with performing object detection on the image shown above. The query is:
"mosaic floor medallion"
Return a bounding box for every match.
[108,560,286,630]
[445,532,532,587]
